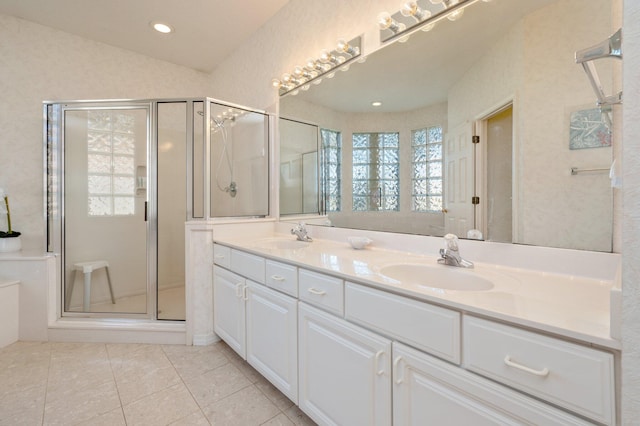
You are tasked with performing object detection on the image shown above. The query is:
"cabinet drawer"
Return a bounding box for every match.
[266,260,298,297]
[231,249,265,284]
[393,342,591,426]
[463,316,615,425]
[299,269,344,316]
[345,282,460,364]
[213,244,231,268]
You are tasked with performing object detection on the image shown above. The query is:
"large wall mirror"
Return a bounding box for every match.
[279,0,616,252]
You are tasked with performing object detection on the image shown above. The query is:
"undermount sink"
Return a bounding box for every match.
[379,263,494,292]
[253,238,311,250]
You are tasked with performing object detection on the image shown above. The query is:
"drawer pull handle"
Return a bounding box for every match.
[374,350,385,376]
[242,285,249,301]
[235,283,244,298]
[214,254,225,259]
[393,356,404,384]
[504,355,550,377]
[271,275,285,282]
[308,288,327,296]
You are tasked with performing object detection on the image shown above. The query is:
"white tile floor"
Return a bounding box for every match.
[0,340,316,426]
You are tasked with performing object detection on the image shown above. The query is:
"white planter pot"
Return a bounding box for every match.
[0,236,21,253]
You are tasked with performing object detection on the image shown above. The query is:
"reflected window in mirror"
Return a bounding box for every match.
[412,126,443,212]
[320,129,342,212]
[352,132,400,212]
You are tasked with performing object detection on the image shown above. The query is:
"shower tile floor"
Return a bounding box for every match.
[0,340,316,425]
[74,287,186,320]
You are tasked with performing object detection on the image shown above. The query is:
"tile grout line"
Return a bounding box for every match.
[105,343,128,425]
[40,343,53,426]
[160,344,214,425]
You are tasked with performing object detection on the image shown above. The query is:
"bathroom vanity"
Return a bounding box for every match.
[212,231,618,425]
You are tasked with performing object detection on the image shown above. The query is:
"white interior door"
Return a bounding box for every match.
[444,122,475,237]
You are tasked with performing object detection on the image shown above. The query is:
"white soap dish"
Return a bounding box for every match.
[348,237,372,250]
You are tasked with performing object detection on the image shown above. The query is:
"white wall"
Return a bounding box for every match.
[0,13,211,250]
[622,0,640,420]
[448,0,613,251]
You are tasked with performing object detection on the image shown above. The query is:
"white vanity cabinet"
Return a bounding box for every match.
[213,261,298,403]
[246,281,298,403]
[212,243,617,425]
[392,342,591,425]
[213,265,246,358]
[298,302,392,426]
[463,316,615,425]
[345,282,460,364]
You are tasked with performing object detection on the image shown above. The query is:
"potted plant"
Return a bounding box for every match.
[0,188,21,252]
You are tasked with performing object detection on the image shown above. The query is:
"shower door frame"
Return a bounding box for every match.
[46,99,157,319]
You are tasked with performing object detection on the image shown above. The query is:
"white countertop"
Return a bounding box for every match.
[214,234,619,350]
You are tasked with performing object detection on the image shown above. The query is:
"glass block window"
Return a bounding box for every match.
[320,129,341,212]
[412,126,443,212]
[87,110,136,216]
[352,132,399,211]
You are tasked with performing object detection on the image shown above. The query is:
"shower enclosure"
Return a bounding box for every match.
[45,98,270,320]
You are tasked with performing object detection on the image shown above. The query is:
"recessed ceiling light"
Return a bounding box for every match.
[372,101,382,107]
[151,22,173,34]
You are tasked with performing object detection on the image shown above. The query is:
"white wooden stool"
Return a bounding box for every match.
[66,260,116,311]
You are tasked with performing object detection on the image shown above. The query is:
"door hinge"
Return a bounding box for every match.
[472,135,480,144]
[472,196,480,205]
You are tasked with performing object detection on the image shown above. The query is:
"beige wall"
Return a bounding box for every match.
[622,0,640,420]
[0,13,211,250]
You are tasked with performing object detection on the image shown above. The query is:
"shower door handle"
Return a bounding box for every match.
[144,201,148,221]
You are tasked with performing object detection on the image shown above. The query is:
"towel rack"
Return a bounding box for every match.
[570,167,609,175]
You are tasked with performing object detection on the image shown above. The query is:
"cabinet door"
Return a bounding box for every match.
[298,303,391,426]
[393,343,590,426]
[246,281,298,404]
[213,266,246,358]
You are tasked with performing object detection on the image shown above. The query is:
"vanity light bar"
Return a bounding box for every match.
[379,0,484,43]
[272,35,362,96]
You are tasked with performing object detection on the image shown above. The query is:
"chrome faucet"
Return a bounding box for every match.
[438,234,473,268]
[291,222,313,242]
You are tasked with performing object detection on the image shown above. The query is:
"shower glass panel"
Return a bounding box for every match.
[157,102,187,320]
[210,102,269,217]
[64,107,149,314]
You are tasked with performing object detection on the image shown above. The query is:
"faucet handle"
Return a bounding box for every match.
[443,233,459,251]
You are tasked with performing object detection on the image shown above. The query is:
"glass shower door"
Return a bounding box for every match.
[63,106,150,315]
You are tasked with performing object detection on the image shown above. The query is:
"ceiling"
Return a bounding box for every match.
[0,0,290,73]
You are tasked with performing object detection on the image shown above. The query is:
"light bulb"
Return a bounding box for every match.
[271,78,281,88]
[447,8,464,21]
[401,2,426,21]
[293,66,304,77]
[337,39,358,56]
[377,12,393,30]
[282,73,292,83]
[445,0,464,21]
[398,24,409,42]
[320,50,338,64]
